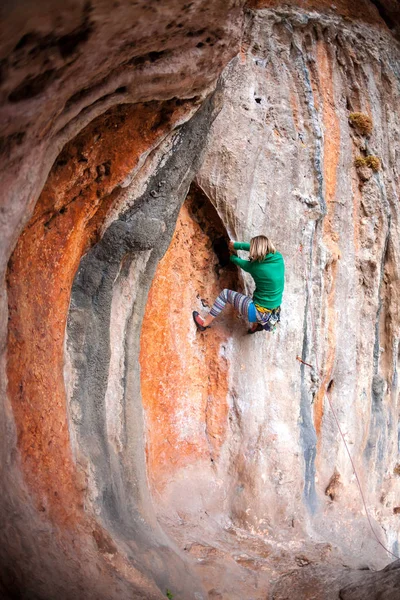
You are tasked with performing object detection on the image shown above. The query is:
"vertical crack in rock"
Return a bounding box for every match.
[300,225,318,514]
[362,168,393,478]
[363,214,391,471]
[291,36,326,214]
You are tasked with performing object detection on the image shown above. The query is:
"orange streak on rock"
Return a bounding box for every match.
[140,189,236,493]
[7,101,189,526]
[313,40,341,443]
[289,85,300,133]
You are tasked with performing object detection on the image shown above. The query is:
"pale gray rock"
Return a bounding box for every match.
[1,1,400,600]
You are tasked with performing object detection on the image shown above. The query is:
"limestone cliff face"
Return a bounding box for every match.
[197,0,400,550]
[1,2,400,600]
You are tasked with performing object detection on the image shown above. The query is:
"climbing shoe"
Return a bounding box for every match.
[248,323,264,334]
[193,311,209,331]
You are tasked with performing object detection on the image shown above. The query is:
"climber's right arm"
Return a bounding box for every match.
[233,242,250,251]
[230,254,252,272]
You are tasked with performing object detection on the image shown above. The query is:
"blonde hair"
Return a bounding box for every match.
[249,235,276,262]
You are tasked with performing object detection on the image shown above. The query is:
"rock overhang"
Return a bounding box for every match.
[1,1,400,599]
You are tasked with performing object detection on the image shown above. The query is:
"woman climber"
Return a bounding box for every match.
[193,235,285,334]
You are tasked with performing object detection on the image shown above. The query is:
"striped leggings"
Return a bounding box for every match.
[209,289,256,322]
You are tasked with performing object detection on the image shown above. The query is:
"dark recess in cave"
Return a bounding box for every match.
[370,0,398,32]
[186,183,242,287]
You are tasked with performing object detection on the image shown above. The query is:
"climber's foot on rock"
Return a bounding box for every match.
[193,311,209,331]
[248,323,263,334]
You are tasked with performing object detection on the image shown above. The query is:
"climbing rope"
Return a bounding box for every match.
[302,266,399,560]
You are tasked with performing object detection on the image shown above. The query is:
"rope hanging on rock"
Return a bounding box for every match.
[301,265,399,561]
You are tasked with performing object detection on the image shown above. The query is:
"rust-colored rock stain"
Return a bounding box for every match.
[313,40,341,442]
[289,86,301,133]
[140,186,239,492]
[7,100,190,526]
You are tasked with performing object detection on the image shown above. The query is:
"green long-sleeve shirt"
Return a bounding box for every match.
[230,242,284,309]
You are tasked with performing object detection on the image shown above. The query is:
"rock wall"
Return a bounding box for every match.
[186,5,400,594]
[198,3,400,546]
[1,1,400,599]
[0,2,244,598]
[141,184,241,494]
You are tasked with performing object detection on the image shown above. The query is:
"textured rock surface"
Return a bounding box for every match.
[141,185,241,493]
[340,559,400,600]
[0,0,244,277]
[1,1,400,599]
[0,2,244,598]
[6,96,219,599]
[141,2,400,597]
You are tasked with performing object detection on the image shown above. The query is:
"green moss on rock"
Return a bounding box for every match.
[355,155,381,171]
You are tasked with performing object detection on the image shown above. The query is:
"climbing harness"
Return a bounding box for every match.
[261,306,280,331]
[252,303,281,332]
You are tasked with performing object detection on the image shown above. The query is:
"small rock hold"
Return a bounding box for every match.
[325,469,342,501]
[357,165,372,181]
[291,14,309,26]
[295,555,311,567]
[292,188,319,207]
[304,197,319,207]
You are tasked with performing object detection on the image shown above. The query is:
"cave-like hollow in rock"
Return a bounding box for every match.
[140,183,243,499]
[2,1,400,599]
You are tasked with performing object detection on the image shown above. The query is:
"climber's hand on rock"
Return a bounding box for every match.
[228,240,235,252]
